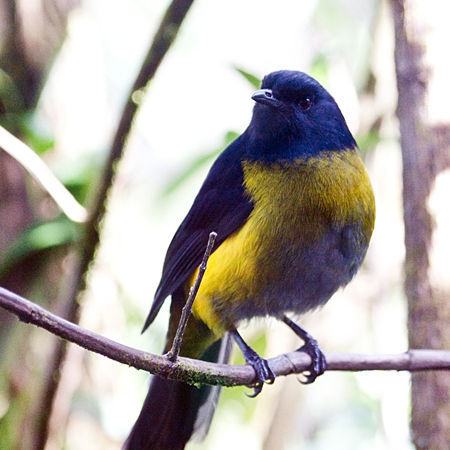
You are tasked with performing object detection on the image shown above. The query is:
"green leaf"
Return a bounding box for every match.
[20,112,55,155]
[234,67,261,89]
[356,130,381,153]
[0,219,81,277]
[309,53,330,86]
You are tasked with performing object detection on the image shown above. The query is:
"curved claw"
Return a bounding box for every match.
[247,384,263,398]
[231,329,276,397]
[245,353,276,397]
[297,337,327,384]
[282,316,327,384]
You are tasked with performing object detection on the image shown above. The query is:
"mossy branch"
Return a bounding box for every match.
[1,285,450,389]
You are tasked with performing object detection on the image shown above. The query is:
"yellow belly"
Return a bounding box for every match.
[190,148,375,336]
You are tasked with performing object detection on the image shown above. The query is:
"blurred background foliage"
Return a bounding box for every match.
[0,0,415,449]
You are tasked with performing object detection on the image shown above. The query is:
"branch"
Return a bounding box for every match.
[1,286,450,389]
[0,125,87,223]
[166,232,217,361]
[87,0,196,248]
[34,1,197,446]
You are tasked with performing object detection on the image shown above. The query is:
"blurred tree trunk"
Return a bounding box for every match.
[0,0,81,115]
[391,0,450,448]
[0,1,80,449]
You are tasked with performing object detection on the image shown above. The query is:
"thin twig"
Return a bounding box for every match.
[1,286,450,389]
[166,232,217,362]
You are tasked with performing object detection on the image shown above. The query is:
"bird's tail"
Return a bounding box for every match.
[123,332,231,450]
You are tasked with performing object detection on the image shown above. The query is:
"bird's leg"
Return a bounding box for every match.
[282,315,327,384]
[231,329,275,397]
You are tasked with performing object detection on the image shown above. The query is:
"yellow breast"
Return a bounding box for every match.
[190,148,375,335]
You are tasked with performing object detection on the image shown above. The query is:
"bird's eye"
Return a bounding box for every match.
[299,97,312,110]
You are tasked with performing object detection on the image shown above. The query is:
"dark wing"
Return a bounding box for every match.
[142,136,253,332]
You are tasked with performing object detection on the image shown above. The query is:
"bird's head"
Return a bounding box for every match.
[247,70,357,162]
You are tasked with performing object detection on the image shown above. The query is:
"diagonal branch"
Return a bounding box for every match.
[35,1,197,446]
[1,285,450,389]
[85,0,196,257]
[166,232,217,362]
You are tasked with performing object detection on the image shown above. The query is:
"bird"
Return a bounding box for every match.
[123,70,375,450]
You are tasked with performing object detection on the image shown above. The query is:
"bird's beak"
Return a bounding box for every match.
[252,89,281,107]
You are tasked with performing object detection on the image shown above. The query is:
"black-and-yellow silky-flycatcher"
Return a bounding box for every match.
[124,70,375,450]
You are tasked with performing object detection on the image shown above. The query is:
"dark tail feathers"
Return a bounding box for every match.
[123,335,231,450]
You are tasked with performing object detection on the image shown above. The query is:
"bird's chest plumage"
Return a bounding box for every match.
[191,149,375,333]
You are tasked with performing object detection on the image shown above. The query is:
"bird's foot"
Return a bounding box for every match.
[231,329,275,397]
[244,347,275,397]
[296,334,327,384]
[282,315,327,384]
